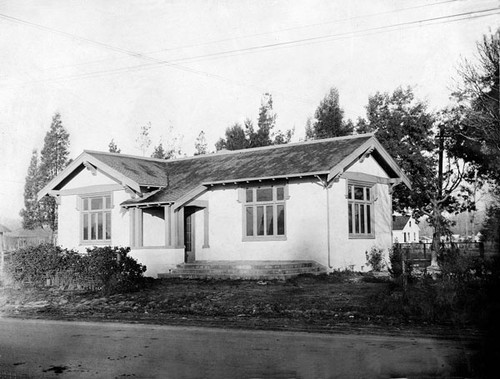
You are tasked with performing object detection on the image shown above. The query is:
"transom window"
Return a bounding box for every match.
[244,186,286,240]
[81,194,112,243]
[347,183,374,238]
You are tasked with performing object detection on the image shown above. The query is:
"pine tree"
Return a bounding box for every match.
[136,122,152,156]
[194,131,208,155]
[307,87,353,139]
[108,139,121,153]
[151,143,167,159]
[19,150,42,229]
[38,112,70,231]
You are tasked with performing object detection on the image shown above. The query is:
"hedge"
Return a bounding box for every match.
[4,244,146,293]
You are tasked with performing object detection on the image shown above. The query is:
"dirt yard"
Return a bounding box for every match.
[0,274,480,339]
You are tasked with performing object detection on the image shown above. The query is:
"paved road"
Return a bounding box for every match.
[0,318,478,378]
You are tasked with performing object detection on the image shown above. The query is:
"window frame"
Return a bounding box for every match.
[241,185,288,241]
[347,181,375,239]
[79,193,113,245]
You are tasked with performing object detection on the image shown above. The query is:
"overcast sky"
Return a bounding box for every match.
[0,0,499,226]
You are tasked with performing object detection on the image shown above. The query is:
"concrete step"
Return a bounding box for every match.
[159,260,327,280]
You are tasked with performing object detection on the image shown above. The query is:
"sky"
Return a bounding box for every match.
[0,0,499,227]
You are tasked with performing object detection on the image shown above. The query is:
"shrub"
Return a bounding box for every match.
[388,244,412,280]
[365,246,386,272]
[83,246,146,294]
[4,244,146,294]
[5,243,82,287]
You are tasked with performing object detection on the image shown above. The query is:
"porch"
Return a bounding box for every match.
[158,260,327,280]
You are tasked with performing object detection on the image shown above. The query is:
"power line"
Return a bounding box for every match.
[0,0,469,80]
[4,6,498,88]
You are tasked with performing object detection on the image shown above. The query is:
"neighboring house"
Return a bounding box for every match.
[392,215,420,243]
[38,134,410,277]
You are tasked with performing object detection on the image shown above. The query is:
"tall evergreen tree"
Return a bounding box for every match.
[38,112,70,231]
[307,87,353,139]
[247,93,276,147]
[194,131,208,155]
[19,150,42,229]
[136,122,152,156]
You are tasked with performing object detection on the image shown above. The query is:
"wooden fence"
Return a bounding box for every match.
[397,241,498,264]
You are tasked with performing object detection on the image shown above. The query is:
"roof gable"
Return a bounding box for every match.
[393,216,411,231]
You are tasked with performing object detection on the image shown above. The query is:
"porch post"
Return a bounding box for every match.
[203,207,210,248]
[164,205,172,247]
[176,207,185,248]
[129,208,136,247]
[135,208,143,247]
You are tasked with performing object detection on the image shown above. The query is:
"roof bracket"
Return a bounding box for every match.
[83,161,97,175]
[359,147,375,163]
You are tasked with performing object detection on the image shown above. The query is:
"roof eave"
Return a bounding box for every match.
[37,152,142,201]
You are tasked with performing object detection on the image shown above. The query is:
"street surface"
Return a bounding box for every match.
[0,318,477,378]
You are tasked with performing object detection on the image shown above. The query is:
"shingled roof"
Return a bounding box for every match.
[39,134,411,207]
[393,215,410,231]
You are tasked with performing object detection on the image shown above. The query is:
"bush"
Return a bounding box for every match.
[388,244,413,280]
[365,246,386,272]
[83,246,147,294]
[5,243,82,287]
[5,244,146,294]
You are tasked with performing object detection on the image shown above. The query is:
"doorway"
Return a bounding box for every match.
[184,207,196,263]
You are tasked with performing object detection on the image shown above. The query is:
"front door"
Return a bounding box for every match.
[184,209,195,263]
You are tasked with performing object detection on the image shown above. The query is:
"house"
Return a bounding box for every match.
[392,215,420,243]
[38,134,410,277]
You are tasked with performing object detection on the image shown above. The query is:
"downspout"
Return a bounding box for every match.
[316,175,333,269]
[326,182,333,269]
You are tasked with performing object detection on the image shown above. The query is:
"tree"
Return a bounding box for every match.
[151,143,167,159]
[450,28,500,185]
[355,87,475,267]
[108,139,121,153]
[38,113,70,231]
[215,93,293,151]
[19,150,43,229]
[215,123,248,151]
[306,87,353,139]
[247,93,276,147]
[194,131,208,155]
[136,122,152,156]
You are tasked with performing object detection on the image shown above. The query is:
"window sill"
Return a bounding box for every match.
[348,234,375,240]
[242,235,287,242]
[80,240,112,246]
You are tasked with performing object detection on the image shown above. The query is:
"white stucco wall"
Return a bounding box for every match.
[195,180,328,264]
[57,169,131,253]
[129,248,184,277]
[194,154,394,271]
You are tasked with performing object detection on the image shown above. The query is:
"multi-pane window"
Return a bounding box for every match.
[347,183,374,238]
[81,194,112,242]
[244,186,286,239]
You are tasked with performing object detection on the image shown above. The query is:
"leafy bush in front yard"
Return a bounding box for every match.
[388,244,413,280]
[83,246,147,293]
[4,244,146,294]
[365,246,386,272]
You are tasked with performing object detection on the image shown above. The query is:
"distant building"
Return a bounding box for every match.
[392,215,420,243]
